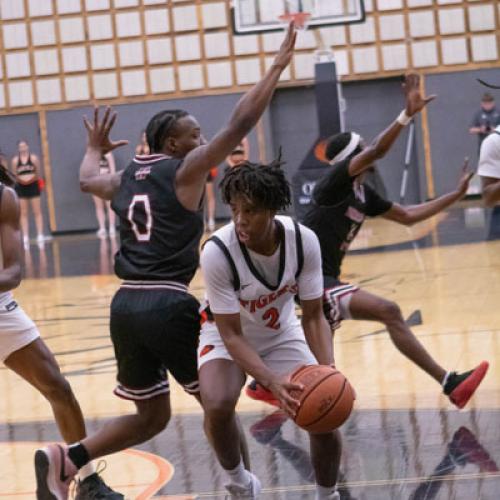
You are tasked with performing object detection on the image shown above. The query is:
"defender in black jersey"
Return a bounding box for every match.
[302,74,488,410]
[248,75,488,412]
[35,22,298,500]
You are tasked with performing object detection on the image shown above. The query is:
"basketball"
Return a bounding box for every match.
[290,365,355,434]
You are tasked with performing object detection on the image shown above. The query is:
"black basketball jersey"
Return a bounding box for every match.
[111,154,204,284]
[302,159,392,280]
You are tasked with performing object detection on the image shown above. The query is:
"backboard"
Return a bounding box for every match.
[231,0,365,35]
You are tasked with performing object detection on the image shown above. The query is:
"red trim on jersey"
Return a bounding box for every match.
[200,345,215,357]
[133,154,171,165]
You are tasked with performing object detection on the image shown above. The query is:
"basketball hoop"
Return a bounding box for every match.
[278,12,311,31]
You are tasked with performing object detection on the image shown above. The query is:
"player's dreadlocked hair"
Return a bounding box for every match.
[219,158,291,212]
[145,109,188,153]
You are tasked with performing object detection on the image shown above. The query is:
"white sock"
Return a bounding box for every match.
[78,461,95,481]
[225,459,250,487]
[316,484,337,499]
[442,371,451,388]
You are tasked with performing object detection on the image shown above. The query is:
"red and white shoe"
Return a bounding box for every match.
[35,444,77,500]
[444,361,489,409]
[245,380,280,408]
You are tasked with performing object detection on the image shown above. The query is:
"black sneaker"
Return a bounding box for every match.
[442,361,489,409]
[75,473,123,499]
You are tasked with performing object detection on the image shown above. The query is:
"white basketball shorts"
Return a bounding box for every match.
[0,299,39,362]
[198,322,317,375]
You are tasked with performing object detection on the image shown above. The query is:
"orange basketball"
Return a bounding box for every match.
[290,365,355,434]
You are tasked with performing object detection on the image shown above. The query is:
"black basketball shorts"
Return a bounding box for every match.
[110,286,200,401]
[323,278,359,330]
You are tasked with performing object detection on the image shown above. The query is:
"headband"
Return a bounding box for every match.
[329,132,361,165]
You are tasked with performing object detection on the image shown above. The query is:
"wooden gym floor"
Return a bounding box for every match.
[1,204,499,499]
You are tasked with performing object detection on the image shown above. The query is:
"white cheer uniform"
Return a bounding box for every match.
[198,215,323,375]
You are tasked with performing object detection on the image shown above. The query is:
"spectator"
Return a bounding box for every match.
[11,140,50,247]
[226,137,250,168]
[92,152,116,238]
[469,93,500,152]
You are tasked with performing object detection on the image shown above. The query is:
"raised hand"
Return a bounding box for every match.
[268,374,303,418]
[456,157,474,197]
[403,74,436,117]
[83,106,128,154]
[272,21,297,70]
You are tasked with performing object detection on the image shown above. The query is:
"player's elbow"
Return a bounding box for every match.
[369,139,390,160]
[79,179,91,193]
[395,209,415,226]
[401,214,416,226]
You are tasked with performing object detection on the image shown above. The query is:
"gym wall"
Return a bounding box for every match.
[3,65,499,231]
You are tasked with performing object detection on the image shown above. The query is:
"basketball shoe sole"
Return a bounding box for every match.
[449,361,489,409]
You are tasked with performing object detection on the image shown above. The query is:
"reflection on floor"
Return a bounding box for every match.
[1,410,499,498]
[2,204,499,499]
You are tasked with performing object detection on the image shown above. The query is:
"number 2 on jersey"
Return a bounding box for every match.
[262,307,280,330]
[128,194,152,242]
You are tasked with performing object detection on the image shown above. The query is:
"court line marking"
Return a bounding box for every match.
[0,445,174,499]
[123,448,174,499]
[191,471,500,497]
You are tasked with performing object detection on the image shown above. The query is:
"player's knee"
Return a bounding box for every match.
[40,374,74,403]
[378,300,403,324]
[203,394,238,423]
[137,404,171,437]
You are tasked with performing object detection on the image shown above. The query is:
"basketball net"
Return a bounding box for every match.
[278,2,334,62]
[278,11,311,31]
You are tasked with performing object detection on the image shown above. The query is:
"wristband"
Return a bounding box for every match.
[396,109,412,126]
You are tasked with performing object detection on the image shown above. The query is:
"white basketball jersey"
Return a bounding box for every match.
[202,215,305,349]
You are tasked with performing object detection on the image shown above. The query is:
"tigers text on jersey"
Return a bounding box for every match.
[111,154,204,284]
[200,216,323,351]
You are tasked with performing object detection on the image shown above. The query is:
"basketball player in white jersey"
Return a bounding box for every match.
[0,166,120,498]
[198,161,342,500]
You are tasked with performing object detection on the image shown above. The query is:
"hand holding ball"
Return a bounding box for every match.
[289,365,355,433]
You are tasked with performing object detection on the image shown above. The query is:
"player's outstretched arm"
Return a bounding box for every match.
[175,22,297,211]
[348,74,436,178]
[383,158,473,225]
[80,106,128,200]
[0,188,22,292]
